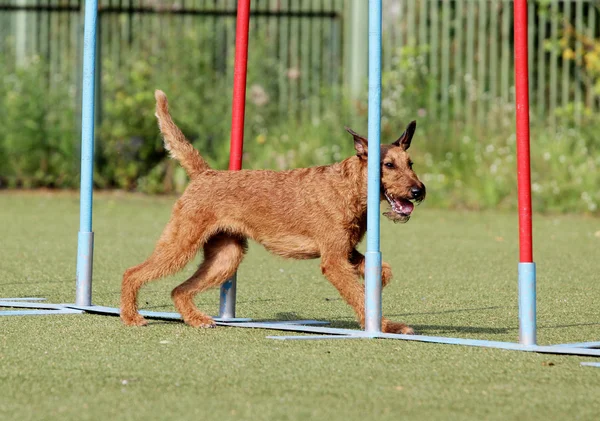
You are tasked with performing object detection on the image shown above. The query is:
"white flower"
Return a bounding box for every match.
[250,84,269,107]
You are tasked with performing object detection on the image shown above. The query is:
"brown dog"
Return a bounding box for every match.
[120,90,425,334]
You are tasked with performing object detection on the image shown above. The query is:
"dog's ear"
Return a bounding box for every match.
[345,127,368,158]
[392,120,417,151]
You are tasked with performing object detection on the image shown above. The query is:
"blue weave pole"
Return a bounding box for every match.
[75,0,98,306]
[364,0,383,335]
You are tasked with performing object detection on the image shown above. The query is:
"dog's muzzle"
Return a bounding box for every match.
[383,192,413,223]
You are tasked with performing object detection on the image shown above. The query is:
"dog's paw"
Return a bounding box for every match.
[121,313,148,327]
[184,314,216,329]
[381,262,393,287]
[382,319,415,335]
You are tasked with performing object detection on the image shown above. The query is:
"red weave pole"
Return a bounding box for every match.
[514,0,533,263]
[229,0,251,171]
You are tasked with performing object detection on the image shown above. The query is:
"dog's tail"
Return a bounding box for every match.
[154,90,210,178]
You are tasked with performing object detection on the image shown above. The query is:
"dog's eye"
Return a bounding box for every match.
[408,161,414,170]
[384,162,395,169]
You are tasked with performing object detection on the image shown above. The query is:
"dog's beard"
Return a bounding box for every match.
[383,210,411,223]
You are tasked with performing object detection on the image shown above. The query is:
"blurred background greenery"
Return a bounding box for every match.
[0,0,598,214]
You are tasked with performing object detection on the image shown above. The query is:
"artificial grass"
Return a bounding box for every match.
[1,191,599,421]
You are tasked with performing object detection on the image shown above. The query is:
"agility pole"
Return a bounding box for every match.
[75,0,99,307]
[364,0,383,334]
[219,0,252,320]
[514,0,537,346]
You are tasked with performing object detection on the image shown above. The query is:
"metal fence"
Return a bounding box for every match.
[1,0,599,127]
[0,0,345,120]
[381,0,600,127]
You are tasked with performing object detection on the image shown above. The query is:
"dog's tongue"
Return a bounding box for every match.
[395,198,414,215]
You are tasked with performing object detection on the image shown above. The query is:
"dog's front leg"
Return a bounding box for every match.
[321,254,412,334]
[349,249,393,287]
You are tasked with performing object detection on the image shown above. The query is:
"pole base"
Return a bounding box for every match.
[518,262,536,346]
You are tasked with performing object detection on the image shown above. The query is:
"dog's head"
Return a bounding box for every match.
[345,121,426,223]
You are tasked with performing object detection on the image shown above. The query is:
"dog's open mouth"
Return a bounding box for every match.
[383,192,414,223]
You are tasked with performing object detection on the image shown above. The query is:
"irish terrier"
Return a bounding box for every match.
[120,90,426,334]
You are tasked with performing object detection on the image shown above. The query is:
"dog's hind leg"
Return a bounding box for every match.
[120,207,214,326]
[171,233,247,328]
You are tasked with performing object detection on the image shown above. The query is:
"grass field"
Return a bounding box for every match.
[1,191,599,421]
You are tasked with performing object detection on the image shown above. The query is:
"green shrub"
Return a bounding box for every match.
[95,27,286,191]
[0,37,598,215]
[0,56,78,188]
[375,45,599,214]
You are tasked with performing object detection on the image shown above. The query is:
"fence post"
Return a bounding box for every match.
[15,0,27,67]
[344,0,368,101]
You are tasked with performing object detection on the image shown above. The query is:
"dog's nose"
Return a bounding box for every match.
[411,186,424,200]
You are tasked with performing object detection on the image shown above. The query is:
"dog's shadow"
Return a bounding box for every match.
[136,307,600,335]
[135,307,510,335]
[324,305,513,335]
[325,320,509,335]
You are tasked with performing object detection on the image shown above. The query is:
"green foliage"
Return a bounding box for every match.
[376,45,599,214]
[241,108,358,171]
[0,31,598,215]
[96,27,287,190]
[380,44,433,131]
[551,8,600,97]
[0,56,78,188]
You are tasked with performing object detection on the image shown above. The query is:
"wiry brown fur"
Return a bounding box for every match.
[155,90,209,178]
[120,90,426,334]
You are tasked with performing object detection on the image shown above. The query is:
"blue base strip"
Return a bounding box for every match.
[0,309,83,316]
[554,341,600,349]
[0,297,47,301]
[0,300,83,316]
[67,305,252,322]
[0,300,72,310]
[581,362,600,367]
[3,301,599,357]
[0,301,327,325]
[212,322,600,357]
[268,335,365,341]
[65,305,329,326]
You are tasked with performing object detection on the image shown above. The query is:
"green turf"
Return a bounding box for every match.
[1,191,599,421]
